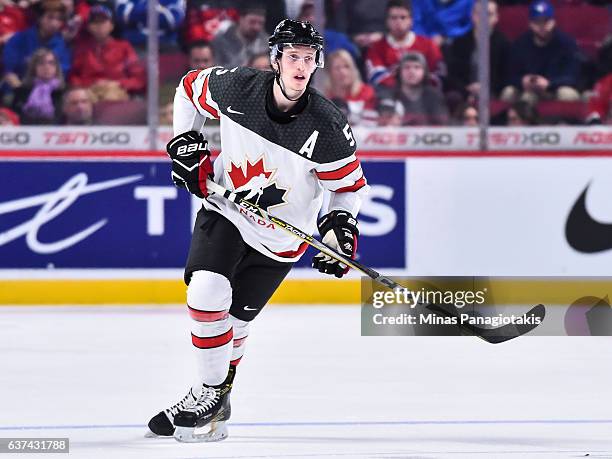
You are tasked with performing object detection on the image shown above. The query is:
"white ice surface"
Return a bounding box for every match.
[0,305,611,459]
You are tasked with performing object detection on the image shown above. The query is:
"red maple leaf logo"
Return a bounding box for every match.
[227,157,273,189]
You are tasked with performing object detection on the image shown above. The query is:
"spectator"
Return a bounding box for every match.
[182,1,239,46]
[452,102,479,126]
[378,51,449,125]
[211,3,268,68]
[69,5,146,101]
[586,74,612,124]
[0,0,28,47]
[501,0,581,103]
[365,0,444,88]
[247,51,270,71]
[326,49,378,126]
[3,0,71,89]
[328,0,386,49]
[444,0,509,101]
[115,0,185,50]
[376,98,402,126]
[60,0,89,43]
[596,35,612,79]
[0,106,20,125]
[412,0,474,44]
[493,100,540,125]
[11,47,64,124]
[188,40,215,70]
[159,99,173,125]
[297,0,360,61]
[61,86,95,124]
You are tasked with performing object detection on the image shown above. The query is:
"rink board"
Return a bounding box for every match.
[2,148,612,304]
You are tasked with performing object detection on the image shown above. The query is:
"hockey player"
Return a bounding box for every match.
[146,19,368,442]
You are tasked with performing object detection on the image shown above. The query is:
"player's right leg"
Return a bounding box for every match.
[146,207,245,438]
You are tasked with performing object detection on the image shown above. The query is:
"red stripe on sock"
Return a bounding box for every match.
[230,357,242,366]
[191,329,233,349]
[188,306,229,322]
[233,336,247,347]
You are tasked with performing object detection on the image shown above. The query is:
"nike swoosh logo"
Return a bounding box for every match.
[243,305,257,311]
[227,106,245,115]
[565,182,612,253]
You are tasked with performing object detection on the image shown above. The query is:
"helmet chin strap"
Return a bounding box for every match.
[274,59,311,102]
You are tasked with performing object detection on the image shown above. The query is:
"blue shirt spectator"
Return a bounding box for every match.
[412,0,475,39]
[115,0,185,48]
[3,2,71,85]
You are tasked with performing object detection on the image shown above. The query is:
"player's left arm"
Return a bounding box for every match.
[312,122,369,277]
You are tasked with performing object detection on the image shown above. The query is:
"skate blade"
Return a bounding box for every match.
[144,429,174,439]
[174,422,228,443]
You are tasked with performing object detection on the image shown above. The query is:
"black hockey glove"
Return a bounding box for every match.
[166,131,213,198]
[312,210,359,278]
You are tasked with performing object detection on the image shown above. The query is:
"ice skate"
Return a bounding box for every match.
[145,387,199,437]
[173,367,234,443]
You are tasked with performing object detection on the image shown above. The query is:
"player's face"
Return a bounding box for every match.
[400,61,425,86]
[386,7,412,38]
[279,46,317,95]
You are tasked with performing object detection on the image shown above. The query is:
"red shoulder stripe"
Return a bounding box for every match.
[315,158,360,181]
[182,70,199,109]
[198,75,220,119]
[334,175,366,193]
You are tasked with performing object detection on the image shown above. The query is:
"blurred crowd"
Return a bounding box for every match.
[0,0,611,127]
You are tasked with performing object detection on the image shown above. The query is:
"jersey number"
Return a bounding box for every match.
[343,124,355,147]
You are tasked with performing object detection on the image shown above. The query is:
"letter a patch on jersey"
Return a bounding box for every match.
[226,156,288,211]
[299,130,319,159]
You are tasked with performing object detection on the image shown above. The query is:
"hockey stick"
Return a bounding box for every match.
[206,179,545,344]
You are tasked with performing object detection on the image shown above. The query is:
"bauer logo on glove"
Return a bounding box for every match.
[166,131,213,198]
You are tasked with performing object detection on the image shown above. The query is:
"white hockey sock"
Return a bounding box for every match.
[187,270,233,387]
[230,315,249,366]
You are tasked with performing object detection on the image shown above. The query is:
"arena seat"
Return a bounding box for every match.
[536,100,588,123]
[159,52,189,83]
[556,5,610,59]
[497,6,529,41]
[498,5,610,58]
[93,99,148,125]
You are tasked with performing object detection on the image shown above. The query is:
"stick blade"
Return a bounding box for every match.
[477,304,546,344]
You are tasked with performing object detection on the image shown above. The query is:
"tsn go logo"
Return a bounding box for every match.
[0,132,29,145]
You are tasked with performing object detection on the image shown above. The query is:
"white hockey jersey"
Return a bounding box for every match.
[173,66,369,262]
